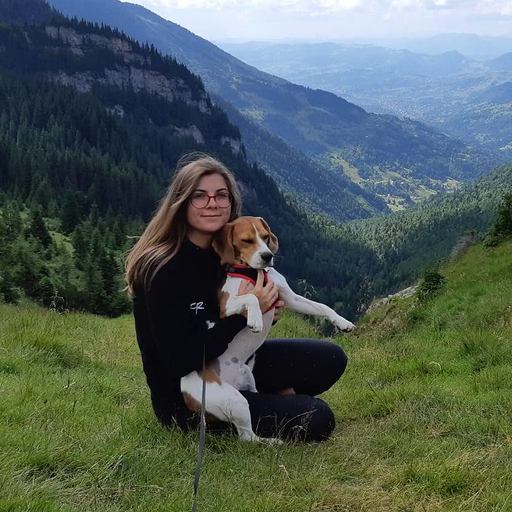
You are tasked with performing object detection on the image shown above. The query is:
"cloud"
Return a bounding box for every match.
[141,0,512,16]
[133,0,512,40]
[390,0,466,10]
[142,0,363,11]
[313,0,362,10]
[388,0,512,13]
[477,0,512,16]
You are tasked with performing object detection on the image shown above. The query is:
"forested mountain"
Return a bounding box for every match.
[0,0,62,24]
[222,41,512,161]
[46,0,497,211]
[42,0,387,221]
[337,164,512,294]
[0,0,510,323]
[0,0,382,318]
[215,97,387,219]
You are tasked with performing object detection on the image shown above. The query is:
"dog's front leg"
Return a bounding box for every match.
[268,269,355,332]
[289,295,355,331]
[222,293,263,333]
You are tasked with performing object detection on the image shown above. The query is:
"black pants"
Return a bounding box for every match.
[242,339,347,442]
[164,339,347,442]
[200,339,347,442]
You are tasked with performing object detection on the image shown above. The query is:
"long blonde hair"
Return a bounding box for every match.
[125,153,242,297]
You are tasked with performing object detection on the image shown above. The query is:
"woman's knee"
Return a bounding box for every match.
[303,339,348,374]
[289,397,335,442]
[304,341,348,395]
[329,343,348,379]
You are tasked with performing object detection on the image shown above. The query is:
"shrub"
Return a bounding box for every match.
[416,270,446,303]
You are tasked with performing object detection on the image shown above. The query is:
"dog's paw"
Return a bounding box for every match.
[257,436,283,446]
[247,310,263,333]
[332,316,356,332]
[247,319,263,333]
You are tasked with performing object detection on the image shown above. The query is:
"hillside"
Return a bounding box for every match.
[0,0,62,24]
[1,237,511,511]
[0,3,383,318]
[337,164,512,296]
[222,41,512,160]
[44,0,386,220]
[46,0,498,209]
[216,97,387,219]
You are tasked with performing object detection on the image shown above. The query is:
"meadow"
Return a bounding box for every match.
[1,240,511,511]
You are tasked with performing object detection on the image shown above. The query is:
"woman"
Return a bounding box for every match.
[125,153,347,442]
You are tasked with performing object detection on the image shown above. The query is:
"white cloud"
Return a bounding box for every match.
[142,0,363,11]
[141,0,512,15]
[477,0,512,15]
[390,0,468,10]
[142,0,235,8]
[314,0,362,10]
[131,0,512,40]
[140,0,512,15]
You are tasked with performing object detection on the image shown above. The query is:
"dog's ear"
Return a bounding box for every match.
[258,217,279,254]
[212,222,236,265]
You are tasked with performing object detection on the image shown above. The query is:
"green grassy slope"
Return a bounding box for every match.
[1,239,511,511]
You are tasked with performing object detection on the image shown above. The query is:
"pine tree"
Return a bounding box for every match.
[27,208,52,248]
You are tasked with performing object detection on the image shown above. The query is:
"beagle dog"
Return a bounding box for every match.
[180,216,355,442]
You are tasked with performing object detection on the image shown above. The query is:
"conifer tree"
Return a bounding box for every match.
[27,208,51,248]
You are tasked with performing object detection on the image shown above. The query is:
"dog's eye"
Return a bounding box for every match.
[241,238,254,244]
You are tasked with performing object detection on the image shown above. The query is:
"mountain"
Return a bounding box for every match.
[220,42,476,79]
[1,0,509,322]
[0,1,386,318]
[214,97,387,219]
[42,0,384,220]
[366,33,512,59]
[46,0,497,210]
[489,52,512,72]
[339,164,512,296]
[222,41,512,160]
[0,0,62,24]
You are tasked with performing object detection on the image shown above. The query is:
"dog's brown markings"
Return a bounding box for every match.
[182,392,221,423]
[183,360,222,422]
[214,216,278,266]
[183,392,202,412]
[230,218,261,264]
[198,360,221,384]
[230,217,278,261]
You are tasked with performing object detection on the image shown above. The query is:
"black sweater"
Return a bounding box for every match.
[133,239,246,427]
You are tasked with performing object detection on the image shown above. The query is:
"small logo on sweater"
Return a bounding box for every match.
[190,302,205,315]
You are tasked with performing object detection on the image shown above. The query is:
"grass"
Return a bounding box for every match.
[1,240,512,511]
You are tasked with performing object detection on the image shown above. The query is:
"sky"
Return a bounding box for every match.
[127,0,512,42]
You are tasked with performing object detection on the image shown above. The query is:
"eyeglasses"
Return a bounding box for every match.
[190,190,232,209]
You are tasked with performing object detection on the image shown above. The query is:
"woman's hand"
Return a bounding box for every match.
[238,271,279,313]
[272,299,285,324]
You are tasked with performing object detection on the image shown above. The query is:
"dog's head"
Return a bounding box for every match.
[213,216,279,268]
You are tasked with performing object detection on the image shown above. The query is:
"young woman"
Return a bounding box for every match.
[125,154,348,442]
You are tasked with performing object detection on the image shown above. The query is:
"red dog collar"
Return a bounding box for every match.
[227,265,278,312]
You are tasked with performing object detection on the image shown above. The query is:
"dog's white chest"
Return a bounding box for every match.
[217,274,275,391]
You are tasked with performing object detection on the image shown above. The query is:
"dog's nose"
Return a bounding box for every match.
[261,252,273,263]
